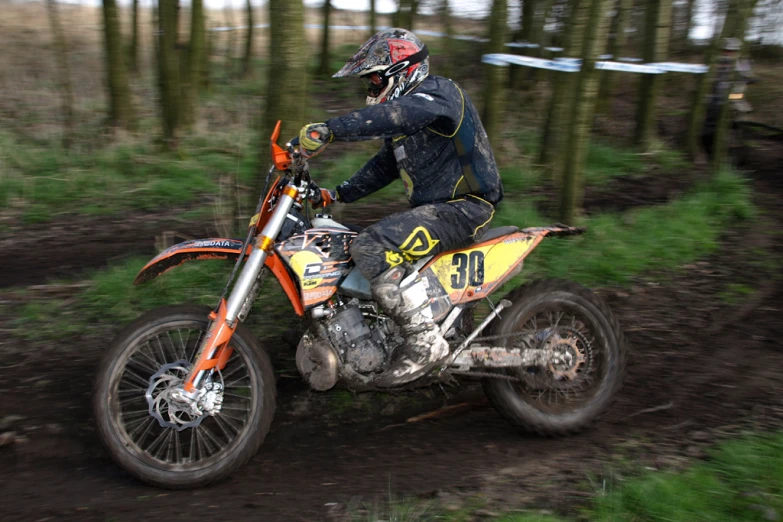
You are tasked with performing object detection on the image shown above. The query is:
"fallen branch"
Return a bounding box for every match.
[628,401,674,418]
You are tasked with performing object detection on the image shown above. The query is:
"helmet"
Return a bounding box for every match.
[722,38,742,52]
[333,28,430,106]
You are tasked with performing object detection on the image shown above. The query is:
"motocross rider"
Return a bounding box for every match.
[298,29,503,387]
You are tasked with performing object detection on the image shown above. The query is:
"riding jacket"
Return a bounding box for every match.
[325,76,503,208]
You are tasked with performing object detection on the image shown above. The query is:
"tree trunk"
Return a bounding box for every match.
[181,0,205,128]
[711,0,757,173]
[682,0,695,49]
[398,0,418,29]
[318,0,332,77]
[128,0,139,73]
[102,0,134,130]
[203,20,212,90]
[241,0,254,77]
[633,0,673,148]
[509,0,536,88]
[482,0,508,146]
[440,0,453,79]
[369,0,377,36]
[559,0,614,223]
[157,0,180,148]
[259,0,307,193]
[538,0,589,168]
[596,0,631,113]
[224,1,236,77]
[46,0,74,149]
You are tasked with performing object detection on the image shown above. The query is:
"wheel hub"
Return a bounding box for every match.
[145,361,224,431]
[546,330,587,381]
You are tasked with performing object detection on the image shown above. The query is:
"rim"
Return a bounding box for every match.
[506,303,609,414]
[110,322,256,471]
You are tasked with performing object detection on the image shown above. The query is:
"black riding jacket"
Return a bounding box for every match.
[326,76,503,208]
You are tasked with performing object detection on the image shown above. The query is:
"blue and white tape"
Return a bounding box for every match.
[483,53,707,75]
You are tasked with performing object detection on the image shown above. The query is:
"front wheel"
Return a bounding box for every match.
[483,280,625,435]
[93,305,276,488]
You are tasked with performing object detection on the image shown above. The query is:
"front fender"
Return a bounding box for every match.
[134,238,305,316]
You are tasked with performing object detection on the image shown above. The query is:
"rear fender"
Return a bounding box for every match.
[134,238,305,317]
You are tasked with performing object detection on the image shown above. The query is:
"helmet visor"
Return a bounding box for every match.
[360,72,387,97]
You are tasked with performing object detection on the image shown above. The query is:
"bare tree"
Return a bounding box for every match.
[318,0,332,77]
[102,0,134,129]
[369,0,377,36]
[242,0,254,77]
[157,0,180,148]
[482,0,508,145]
[46,0,75,149]
[181,0,206,127]
[259,0,307,193]
[128,0,139,73]
[634,0,673,148]
[440,0,453,79]
[560,0,614,223]
[539,0,589,168]
[596,0,632,113]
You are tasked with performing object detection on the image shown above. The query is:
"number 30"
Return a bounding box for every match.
[451,251,485,289]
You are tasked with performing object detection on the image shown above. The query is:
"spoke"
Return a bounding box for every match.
[189,330,205,363]
[174,429,182,464]
[122,408,151,418]
[215,412,243,434]
[212,415,233,441]
[199,422,226,452]
[155,337,168,365]
[176,329,189,361]
[122,368,151,389]
[195,426,211,457]
[119,395,146,406]
[225,378,251,389]
[134,348,161,372]
[129,416,154,442]
[223,391,252,400]
[118,384,148,394]
[145,425,170,457]
[128,355,158,375]
[189,425,198,462]
[221,362,247,382]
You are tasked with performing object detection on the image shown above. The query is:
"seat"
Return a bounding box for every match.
[477,226,520,242]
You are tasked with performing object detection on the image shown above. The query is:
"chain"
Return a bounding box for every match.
[450,369,522,381]
[447,329,537,348]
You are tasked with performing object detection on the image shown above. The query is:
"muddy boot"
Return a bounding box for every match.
[371,266,450,388]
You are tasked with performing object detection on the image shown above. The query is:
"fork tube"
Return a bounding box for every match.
[224,184,299,324]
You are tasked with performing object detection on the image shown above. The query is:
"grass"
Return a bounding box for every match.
[342,431,783,522]
[718,282,757,304]
[495,168,755,287]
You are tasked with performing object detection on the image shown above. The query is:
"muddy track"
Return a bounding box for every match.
[0,160,781,521]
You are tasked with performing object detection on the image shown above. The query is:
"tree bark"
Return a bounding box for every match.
[242,0,254,77]
[102,0,134,130]
[157,0,180,148]
[560,0,614,223]
[509,0,536,88]
[224,1,236,77]
[369,0,377,36]
[259,0,307,193]
[128,0,139,73]
[318,0,332,77]
[538,0,588,168]
[482,0,508,146]
[181,0,205,128]
[711,0,757,173]
[682,0,695,49]
[440,0,453,79]
[596,0,632,113]
[398,0,418,29]
[46,0,74,149]
[633,0,673,148]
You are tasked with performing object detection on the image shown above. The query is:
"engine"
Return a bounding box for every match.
[296,300,400,391]
[325,304,391,374]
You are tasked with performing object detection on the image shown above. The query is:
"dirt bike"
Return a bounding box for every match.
[93,122,626,489]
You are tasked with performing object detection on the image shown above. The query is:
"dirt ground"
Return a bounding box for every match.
[0,141,781,522]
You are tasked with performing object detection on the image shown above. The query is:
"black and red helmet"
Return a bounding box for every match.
[333,28,430,106]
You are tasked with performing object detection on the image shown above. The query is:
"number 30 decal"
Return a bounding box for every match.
[451,251,485,289]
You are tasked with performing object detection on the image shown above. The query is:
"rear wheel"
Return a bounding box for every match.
[93,305,275,488]
[483,280,625,435]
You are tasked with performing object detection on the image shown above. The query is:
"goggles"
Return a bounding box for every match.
[360,72,387,97]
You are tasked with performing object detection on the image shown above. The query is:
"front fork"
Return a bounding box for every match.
[181,183,301,394]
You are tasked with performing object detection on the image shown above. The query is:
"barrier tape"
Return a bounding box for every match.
[483,53,707,74]
[206,24,707,74]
